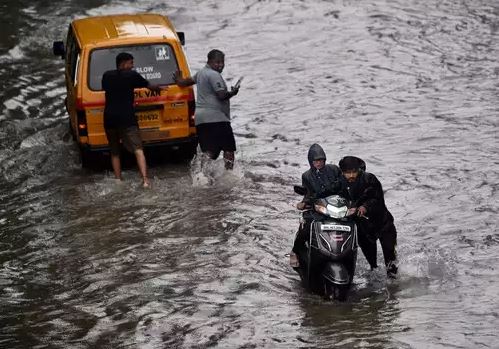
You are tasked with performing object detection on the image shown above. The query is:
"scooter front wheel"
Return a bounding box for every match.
[324,283,349,302]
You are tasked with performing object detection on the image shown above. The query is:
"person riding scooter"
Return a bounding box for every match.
[290,144,342,267]
[338,156,398,278]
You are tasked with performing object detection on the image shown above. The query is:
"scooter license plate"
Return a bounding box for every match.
[322,224,351,232]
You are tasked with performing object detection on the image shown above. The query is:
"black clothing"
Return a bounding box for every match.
[301,144,342,205]
[340,171,393,236]
[338,160,397,269]
[356,218,397,269]
[339,155,366,172]
[102,69,149,129]
[292,144,342,253]
[196,121,236,159]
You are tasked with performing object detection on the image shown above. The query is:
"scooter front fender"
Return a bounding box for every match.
[322,262,350,285]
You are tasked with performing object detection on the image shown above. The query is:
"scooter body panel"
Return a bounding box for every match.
[293,196,359,300]
[322,261,350,285]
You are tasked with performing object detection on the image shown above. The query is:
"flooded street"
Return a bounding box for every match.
[1,0,499,348]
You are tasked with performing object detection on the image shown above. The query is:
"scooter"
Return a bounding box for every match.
[292,185,359,301]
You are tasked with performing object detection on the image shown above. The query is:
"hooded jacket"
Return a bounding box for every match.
[301,144,342,205]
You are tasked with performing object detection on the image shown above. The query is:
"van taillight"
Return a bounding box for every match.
[77,110,88,136]
[188,89,195,127]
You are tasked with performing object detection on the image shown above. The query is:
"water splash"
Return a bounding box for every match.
[190,149,244,188]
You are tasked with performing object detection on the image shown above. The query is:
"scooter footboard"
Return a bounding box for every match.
[322,262,350,285]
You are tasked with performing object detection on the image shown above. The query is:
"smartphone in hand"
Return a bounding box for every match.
[234,76,244,89]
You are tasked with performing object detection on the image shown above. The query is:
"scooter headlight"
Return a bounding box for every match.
[315,203,348,218]
[326,204,348,219]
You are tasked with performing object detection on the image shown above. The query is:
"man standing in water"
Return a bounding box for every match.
[102,52,160,188]
[338,156,398,278]
[174,49,240,170]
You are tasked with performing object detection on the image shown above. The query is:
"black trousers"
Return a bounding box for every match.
[357,219,397,269]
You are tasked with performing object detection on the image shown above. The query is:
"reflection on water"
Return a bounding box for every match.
[1,0,499,348]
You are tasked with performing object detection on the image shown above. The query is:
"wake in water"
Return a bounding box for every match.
[190,147,244,188]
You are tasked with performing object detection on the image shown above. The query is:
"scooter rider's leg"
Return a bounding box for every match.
[290,220,311,267]
[292,220,311,253]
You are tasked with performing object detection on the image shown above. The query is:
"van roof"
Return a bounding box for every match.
[72,13,179,46]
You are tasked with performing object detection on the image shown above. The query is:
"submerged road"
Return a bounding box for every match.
[1,0,498,348]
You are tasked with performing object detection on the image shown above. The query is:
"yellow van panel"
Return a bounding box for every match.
[64,13,196,153]
[73,14,180,45]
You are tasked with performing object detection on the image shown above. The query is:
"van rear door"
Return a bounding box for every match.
[87,43,189,143]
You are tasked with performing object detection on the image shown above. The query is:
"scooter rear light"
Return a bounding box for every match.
[330,233,344,241]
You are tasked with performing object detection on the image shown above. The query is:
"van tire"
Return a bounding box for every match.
[79,148,92,168]
[179,140,197,161]
[69,118,76,141]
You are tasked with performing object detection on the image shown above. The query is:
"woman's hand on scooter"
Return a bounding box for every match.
[296,201,306,210]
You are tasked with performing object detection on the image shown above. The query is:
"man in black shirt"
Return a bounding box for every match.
[102,52,160,187]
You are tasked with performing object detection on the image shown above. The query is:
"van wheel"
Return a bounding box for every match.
[69,118,76,141]
[177,140,198,161]
[79,148,92,168]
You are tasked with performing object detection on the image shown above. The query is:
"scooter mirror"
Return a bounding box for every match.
[293,185,307,195]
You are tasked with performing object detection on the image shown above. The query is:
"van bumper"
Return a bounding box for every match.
[80,136,198,152]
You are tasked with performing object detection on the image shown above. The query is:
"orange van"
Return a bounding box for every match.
[53,13,197,166]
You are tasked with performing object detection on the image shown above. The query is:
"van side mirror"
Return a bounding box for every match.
[176,32,185,46]
[53,41,65,58]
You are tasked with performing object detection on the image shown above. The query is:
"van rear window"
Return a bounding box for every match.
[88,44,178,90]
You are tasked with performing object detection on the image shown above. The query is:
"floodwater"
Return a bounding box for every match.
[1,0,499,348]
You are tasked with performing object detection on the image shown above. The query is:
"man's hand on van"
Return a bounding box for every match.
[173,71,195,87]
[147,83,162,93]
[172,70,181,82]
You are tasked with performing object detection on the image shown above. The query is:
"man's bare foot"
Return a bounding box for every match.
[143,179,150,188]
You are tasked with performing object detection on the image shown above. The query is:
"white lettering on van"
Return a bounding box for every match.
[145,72,161,80]
[136,66,154,73]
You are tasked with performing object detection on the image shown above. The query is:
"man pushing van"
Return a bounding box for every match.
[174,49,240,170]
[102,52,160,188]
